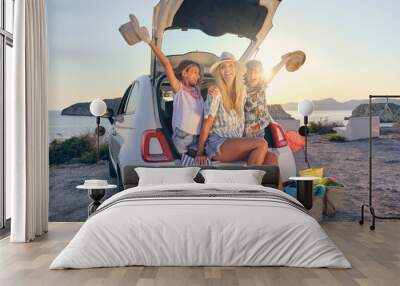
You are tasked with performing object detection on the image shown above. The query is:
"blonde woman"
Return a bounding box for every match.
[195,52,268,165]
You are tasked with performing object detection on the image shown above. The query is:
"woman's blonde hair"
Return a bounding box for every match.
[245,60,267,87]
[214,61,246,118]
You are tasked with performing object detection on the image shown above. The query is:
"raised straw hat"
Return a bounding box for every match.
[286,50,306,72]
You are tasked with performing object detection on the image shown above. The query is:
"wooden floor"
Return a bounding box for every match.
[0,222,399,286]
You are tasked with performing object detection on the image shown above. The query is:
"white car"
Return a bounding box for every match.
[108,0,296,189]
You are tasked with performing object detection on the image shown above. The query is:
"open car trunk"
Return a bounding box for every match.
[151,0,283,161]
[151,0,282,75]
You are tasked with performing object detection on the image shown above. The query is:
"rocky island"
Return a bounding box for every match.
[350,103,400,122]
[61,98,122,116]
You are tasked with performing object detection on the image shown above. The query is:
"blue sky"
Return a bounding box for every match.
[47,0,400,110]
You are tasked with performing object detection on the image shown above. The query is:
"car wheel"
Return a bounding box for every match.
[108,157,117,178]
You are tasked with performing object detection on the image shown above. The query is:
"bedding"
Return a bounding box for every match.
[135,167,200,186]
[50,183,351,269]
[200,169,266,185]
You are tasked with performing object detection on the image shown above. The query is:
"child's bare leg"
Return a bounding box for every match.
[263,152,284,190]
[277,177,284,191]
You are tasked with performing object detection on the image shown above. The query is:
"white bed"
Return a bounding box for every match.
[50,183,350,269]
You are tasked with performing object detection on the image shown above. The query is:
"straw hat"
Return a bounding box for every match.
[209,51,245,75]
[76,179,117,190]
[286,50,306,72]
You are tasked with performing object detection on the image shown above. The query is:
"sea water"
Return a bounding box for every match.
[48,111,112,143]
[285,110,352,124]
[48,110,353,143]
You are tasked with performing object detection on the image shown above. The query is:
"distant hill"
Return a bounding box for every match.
[61,97,400,119]
[282,98,400,111]
[61,99,294,120]
[61,98,122,116]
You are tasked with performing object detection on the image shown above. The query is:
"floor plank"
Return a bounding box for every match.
[0,222,399,286]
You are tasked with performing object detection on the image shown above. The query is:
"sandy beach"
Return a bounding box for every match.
[49,161,118,221]
[49,131,400,222]
[295,130,400,220]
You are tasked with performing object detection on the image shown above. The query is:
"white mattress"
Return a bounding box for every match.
[50,183,350,269]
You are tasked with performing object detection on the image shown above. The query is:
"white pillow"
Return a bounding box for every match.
[200,169,266,185]
[135,167,200,186]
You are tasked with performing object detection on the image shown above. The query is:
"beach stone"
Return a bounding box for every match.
[351,103,400,122]
[268,104,295,120]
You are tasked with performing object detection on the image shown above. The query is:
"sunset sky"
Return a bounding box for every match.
[47,0,400,110]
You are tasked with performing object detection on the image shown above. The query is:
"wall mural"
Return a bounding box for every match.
[47,0,400,222]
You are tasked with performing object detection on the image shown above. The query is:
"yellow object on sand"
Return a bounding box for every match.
[298,168,324,183]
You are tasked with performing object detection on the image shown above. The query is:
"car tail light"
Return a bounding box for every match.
[269,123,288,148]
[142,129,174,162]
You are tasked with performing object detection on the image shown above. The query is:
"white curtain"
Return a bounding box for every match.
[8,0,49,242]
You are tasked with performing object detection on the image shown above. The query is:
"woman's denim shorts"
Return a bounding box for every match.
[205,133,229,158]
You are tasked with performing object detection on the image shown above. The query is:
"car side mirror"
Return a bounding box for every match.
[114,115,124,123]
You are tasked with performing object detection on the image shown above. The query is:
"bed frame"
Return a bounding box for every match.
[123,165,280,190]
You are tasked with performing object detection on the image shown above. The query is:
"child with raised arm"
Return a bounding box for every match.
[244,51,306,138]
[128,15,207,164]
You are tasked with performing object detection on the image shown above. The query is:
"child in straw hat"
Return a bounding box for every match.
[244,51,306,138]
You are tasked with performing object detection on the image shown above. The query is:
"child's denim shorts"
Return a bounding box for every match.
[172,127,199,154]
